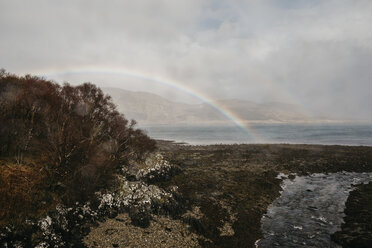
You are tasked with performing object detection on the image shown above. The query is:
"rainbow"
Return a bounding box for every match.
[26,65,261,141]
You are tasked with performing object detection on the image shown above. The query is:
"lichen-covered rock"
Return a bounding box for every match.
[89,154,181,227]
[115,179,178,226]
[0,153,180,247]
[122,153,181,183]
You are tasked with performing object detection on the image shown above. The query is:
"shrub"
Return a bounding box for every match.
[0,70,156,219]
[0,162,52,224]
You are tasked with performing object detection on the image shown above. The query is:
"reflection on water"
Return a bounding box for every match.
[257,172,372,248]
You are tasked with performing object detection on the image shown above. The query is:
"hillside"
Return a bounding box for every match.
[103,88,309,125]
[0,71,156,246]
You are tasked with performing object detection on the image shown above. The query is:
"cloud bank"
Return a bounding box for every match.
[1,0,371,120]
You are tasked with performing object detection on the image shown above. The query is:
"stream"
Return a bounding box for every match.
[257,172,372,247]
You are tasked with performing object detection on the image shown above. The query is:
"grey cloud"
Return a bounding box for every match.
[0,0,371,120]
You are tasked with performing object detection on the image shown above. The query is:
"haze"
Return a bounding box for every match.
[1,0,371,120]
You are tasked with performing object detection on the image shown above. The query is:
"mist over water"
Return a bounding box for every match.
[142,123,372,146]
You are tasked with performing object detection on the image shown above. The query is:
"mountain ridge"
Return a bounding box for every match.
[103,87,311,125]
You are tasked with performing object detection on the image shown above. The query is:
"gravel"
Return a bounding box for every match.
[83,213,201,248]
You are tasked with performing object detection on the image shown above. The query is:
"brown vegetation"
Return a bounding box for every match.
[0,70,156,224]
[0,160,53,225]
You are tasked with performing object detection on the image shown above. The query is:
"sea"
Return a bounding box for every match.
[141,123,372,146]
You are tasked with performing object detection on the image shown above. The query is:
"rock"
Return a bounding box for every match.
[124,164,140,181]
[129,206,151,228]
[0,152,180,247]
[126,153,181,183]
[108,209,118,219]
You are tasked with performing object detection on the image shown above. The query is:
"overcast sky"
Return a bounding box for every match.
[1,0,371,120]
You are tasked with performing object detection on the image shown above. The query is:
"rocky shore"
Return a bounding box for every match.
[332,182,372,247]
[1,141,371,247]
[152,141,372,247]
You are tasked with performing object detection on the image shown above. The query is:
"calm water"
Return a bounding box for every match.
[141,123,372,146]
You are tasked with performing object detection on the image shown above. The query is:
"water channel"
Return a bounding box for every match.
[257,172,372,247]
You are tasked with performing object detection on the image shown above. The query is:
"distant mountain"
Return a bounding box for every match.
[103,88,309,125]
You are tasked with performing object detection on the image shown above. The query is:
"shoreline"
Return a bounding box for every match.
[3,142,370,247]
[83,141,372,247]
[153,141,372,247]
[156,139,372,147]
[139,120,372,126]
[143,122,372,147]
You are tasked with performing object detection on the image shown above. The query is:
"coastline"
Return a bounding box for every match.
[138,119,372,126]
[84,141,372,247]
[2,141,369,247]
[141,123,372,147]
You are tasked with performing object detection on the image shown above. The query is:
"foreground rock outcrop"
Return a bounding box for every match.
[0,153,183,247]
